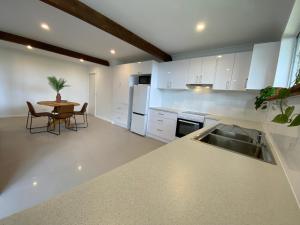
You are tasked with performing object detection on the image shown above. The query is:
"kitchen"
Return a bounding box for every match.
[0,0,300,224]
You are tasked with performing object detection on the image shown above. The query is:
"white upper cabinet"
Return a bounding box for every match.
[246,42,280,90]
[130,61,152,75]
[202,56,218,84]
[188,56,217,84]
[230,51,252,90]
[112,64,132,104]
[187,58,202,84]
[157,60,189,89]
[213,53,235,90]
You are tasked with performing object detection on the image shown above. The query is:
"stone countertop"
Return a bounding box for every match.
[149,106,181,114]
[1,119,300,225]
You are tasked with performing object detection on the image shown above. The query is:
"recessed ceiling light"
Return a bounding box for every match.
[196,22,206,32]
[32,181,38,187]
[77,165,82,171]
[79,59,84,62]
[41,23,50,31]
[110,49,116,55]
[138,62,141,64]
[27,45,33,50]
[217,55,222,58]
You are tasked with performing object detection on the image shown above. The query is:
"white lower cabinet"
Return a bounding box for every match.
[147,109,177,142]
[112,103,129,128]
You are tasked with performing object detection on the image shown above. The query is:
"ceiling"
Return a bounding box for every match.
[0,0,149,63]
[0,0,296,63]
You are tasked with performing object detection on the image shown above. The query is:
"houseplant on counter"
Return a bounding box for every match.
[255,69,300,127]
[47,76,70,102]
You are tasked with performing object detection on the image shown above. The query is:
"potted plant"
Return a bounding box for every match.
[255,69,300,127]
[47,76,70,102]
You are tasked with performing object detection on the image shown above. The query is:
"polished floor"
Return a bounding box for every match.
[0,116,164,219]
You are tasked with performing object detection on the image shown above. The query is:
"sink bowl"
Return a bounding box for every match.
[194,124,276,164]
[211,129,253,143]
[200,134,262,159]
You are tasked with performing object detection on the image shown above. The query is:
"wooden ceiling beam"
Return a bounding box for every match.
[39,0,172,62]
[0,31,110,66]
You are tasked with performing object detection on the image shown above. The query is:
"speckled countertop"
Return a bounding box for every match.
[1,119,300,225]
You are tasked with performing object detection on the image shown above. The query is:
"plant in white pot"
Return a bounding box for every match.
[47,76,70,102]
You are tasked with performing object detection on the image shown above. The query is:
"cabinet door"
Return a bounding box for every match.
[170,60,189,89]
[201,56,217,84]
[157,62,171,89]
[213,53,235,90]
[230,51,252,90]
[131,61,152,75]
[112,64,131,104]
[188,58,202,84]
[247,42,280,90]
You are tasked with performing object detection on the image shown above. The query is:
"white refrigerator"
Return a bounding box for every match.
[130,84,150,136]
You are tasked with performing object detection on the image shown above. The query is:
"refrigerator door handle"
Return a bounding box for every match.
[133,112,145,116]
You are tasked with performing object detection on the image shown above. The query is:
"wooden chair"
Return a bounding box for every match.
[48,105,77,135]
[74,103,88,128]
[26,101,52,134]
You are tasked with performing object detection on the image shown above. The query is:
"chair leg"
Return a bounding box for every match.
[74,115,78,131]
[58,119,61,135]
[85,113,88,128]
[29,115,33,133]
[47,118,60,136]
[26,112,30,129]
[27,116,49,134]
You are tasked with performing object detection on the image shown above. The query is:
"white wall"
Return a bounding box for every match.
[160,88,267,122]
[0,47,89,117]
[89,65,113,122]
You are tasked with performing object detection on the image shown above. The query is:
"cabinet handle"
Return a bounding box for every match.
[157,129,163,132]
[157,119,163,122]
[200,75,202,83]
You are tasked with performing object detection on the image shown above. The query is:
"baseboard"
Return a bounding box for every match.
[0,114,27,118]
[94,115,113,124]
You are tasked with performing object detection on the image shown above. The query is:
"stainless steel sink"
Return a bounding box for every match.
[211,129,253,143]
[194,124,275,164]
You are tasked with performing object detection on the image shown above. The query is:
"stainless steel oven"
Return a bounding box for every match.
[176,111,205,138]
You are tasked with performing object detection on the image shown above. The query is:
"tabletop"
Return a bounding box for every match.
[37,101,80,107]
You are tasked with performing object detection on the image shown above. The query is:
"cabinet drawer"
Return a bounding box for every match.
[147,121,176,141]
[149,109,177,121]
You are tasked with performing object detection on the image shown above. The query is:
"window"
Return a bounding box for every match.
[290,35,300,85]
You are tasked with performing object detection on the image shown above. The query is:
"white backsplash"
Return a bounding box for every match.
[161,88,267,122]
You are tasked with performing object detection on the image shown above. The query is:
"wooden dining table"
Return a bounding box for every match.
[37,101,80,128]
[37,101,80,107]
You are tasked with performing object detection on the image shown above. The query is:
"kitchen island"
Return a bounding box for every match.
[1,119,300,225]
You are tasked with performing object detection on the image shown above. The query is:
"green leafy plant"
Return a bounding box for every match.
[47,76,69,94]
[255,69,300,127]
